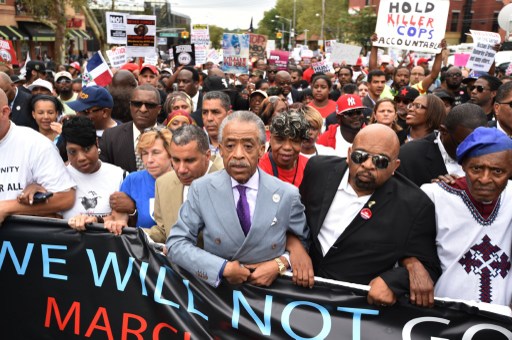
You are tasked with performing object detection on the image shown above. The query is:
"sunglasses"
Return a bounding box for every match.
[268,70,277,74]
[350,150,391,169]
[80,107,103,115]
[341,109,364,117]
[394,97,412,105]
[445,73,462,78]
[407,102,428,110]
[57,79,71,84]
[131,101,159,109]
[497,101,512,108]
[469,85,488,93]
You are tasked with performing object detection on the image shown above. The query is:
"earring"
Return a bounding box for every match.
[98,148,101,155]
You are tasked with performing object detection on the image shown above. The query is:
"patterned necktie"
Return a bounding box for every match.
[236,185,251,236]
[135,136,144,171]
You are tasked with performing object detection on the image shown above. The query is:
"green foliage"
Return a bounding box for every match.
[18,0,87,20]
[209,25,224,50]
[338,6,377,46]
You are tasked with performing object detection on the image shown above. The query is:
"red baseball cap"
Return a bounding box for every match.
[417,58,430,66]
[140,64,159,75]
[336,94,366,114]
[120,62,139,73]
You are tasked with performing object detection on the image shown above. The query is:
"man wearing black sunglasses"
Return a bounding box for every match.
[301,124,440,308]
[440,66,470,106]
[469,75,502,122]
[54,71,76,116]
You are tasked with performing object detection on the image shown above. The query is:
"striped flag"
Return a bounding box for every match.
[83,52,112,87]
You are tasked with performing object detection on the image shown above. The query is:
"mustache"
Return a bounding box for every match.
[228,160,250,168]
[356,170,375,180]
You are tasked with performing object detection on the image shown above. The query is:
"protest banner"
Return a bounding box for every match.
[373,0,450,54]
[330,43,362,65]
[454,53,471,67]
[89,0,144,11]
[191,24,210,65]
[0,40,19,66]
[312,60,335,74]
[126,14,156,58]
[221,33,249,74]
[1,216,511,339]
[324,40,336,54]
[207,49,221,65]
[105,46,127,69]
[266,40,275,58]
[172,44,196,67]
[269,50,290,71]
[466,30,501,72]
[249,34,268,62]
[105,12,127,45]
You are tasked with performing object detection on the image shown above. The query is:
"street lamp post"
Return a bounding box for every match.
[275,15,293,50]
[304,29,309,46]
[272,19,285,50]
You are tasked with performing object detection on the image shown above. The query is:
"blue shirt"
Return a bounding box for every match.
[120,170,156,228]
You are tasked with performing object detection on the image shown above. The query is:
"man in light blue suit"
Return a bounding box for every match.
[167,111,310,287]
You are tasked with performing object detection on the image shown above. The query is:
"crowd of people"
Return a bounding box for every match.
[1,35,511,312]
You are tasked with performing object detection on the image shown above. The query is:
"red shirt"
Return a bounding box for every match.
[258,153,308,187]
[308,100,337,118]
[303,67,315,83]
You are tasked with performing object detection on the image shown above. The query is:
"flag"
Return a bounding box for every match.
[248,17,253,33]
[83,51,112,87]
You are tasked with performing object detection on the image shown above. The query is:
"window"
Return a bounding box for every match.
[451,11,460,32]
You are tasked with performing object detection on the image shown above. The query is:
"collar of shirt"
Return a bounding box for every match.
[0,121,14,145]
[191,92,199,111]
[132,122,157,151]
[434,130,457,165]
[286,92,293,105]
[339,170,358,197]
[231,168,259,191]
[9,87,19,109]
[497,121,511,138]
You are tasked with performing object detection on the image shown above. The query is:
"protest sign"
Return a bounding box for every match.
[330,43,362,65]
[312,60,335,74]
[269,50,290,70]
[191,24,210,65]
[454,53,471,67]
[324,40,336,54]
[144,53,158,66]
[172,44,196,67]
[221,33,249,74]
[266,40,275,58]
[106,12,127,45]
[126,14,156,58]
[466,30,501,72]
[373,0,450,53]
[105,46,127,68]
[1,216,511,339]
[249,34,267,62]
[207,49,221,65]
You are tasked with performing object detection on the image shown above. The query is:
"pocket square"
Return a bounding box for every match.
[271,217,277,226]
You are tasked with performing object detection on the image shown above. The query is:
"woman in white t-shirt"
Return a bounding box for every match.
[62,116,125,229]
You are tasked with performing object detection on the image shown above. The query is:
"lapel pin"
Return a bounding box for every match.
[368,201,376,208]
[360,208,372,220]
[16,106,20,111]
[272,194,280,203]
[271,217,277,226]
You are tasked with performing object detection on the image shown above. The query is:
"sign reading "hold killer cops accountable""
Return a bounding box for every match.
[0,216,511,339]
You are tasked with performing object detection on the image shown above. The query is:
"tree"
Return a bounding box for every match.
[209,25,225,50]
[338,6,378,52]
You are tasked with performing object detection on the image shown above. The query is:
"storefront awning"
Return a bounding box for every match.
[0,26,29,41]
[18,21,55,42]
[67,29,92,41]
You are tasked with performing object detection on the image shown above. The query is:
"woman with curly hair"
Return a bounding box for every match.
[258,111,310,187]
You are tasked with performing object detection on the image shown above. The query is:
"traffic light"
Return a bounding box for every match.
[181,31,190,39]
[276,31,283,39]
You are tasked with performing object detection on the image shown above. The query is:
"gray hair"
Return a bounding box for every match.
[134,84,161,103]
[218,111,266,145]
[203,91,231,111]
[171,124,209,153]
[270,110,310,141]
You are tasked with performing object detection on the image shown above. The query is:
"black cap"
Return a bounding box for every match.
[26,60,46,73]
[395,86,420,101]
[433,89,455,104]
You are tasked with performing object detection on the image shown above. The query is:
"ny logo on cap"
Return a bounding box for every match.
[80,92,89,99]
[347,97,356,106]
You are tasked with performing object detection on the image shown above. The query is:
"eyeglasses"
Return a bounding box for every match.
[497,101,512,108]
[267,70,277,74]
[80,107,103,115]
[350,150,391,169]
[394,97,412,105]
[469,85,489,93]
[407,102,428,110]
[445,73,462,78]
[57,79,71,84]
[341,109,364,117]
[131,101,159,109]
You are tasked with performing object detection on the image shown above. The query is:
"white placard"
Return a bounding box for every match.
[105,46,127,68]
[373,0,450,54]
[330,43,362,65]
[466,30,501,72]
[126,15,157,58]
[191,23,210,65]
[312,60,335,74]
[106,12,127,45]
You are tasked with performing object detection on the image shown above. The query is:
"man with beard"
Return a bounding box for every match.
[441,66,470,106]
[469,75,502,122]
[54,71,77,116]
[290,69,309,91]
[389,67,410,97]
[275,70,300,104]
[300,124,441,307]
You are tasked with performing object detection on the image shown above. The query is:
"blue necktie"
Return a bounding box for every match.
[236,185,251,236]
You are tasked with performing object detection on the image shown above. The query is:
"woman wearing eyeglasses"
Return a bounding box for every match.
[259,111,310,187]
[405,94,446,142]
[308,74,338,119]
[370,98,407,145]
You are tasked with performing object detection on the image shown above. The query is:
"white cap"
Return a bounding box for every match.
[27,78,53,93]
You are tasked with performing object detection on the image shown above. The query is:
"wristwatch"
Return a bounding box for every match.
[274,257,286,276]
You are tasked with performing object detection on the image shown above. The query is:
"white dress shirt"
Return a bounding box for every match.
[230,169,259,223]
[434,131,464,177]
[318,171,371,256]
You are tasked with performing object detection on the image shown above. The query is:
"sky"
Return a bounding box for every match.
[172,0,276,30]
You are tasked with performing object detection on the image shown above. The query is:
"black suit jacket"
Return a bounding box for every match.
[99,121,136,173]
[299,156,440,297]
[290,88,301,103]
[397,132,447,187]
[10,88,37,130]
[191,90,203,128]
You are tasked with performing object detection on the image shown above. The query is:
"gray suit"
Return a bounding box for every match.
[167,168,309,287]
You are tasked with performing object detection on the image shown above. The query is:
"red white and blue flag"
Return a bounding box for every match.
[83,51,112,87]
